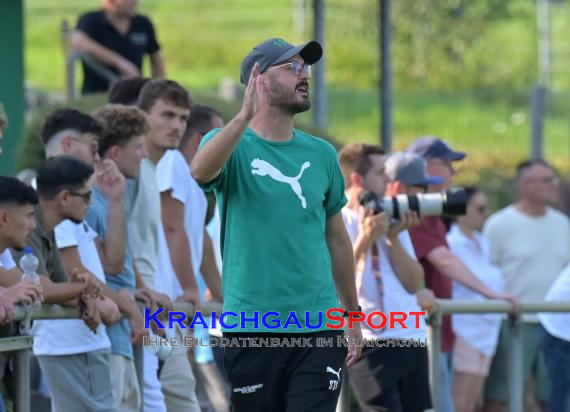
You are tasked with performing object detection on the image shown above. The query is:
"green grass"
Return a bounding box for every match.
[23,0,570,175]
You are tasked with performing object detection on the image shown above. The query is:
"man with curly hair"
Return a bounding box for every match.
[90,104,171,412]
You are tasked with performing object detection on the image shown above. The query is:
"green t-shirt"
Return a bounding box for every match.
[198,127,347,333]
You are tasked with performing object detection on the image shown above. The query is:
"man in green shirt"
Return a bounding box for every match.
[192,37,361,412]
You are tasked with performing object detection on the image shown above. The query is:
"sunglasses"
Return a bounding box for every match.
[265,60,312,78]
[69,190,92,203]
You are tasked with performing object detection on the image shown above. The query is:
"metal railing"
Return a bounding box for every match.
[1,301,222,412]
[429,299,570,412]
[65,51,119,101]
[4,300,569,412]
[61,19,119,101]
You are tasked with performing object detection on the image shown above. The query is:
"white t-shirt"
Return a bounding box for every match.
[0,249,16,270]
[126,159,161,287]
[31,220,111,356]
[539,264,570,342]
[447,224,504,356]
[342,207,427,341]
[484,205,570,322]
[154,150,208,300]
[207,209,223,338]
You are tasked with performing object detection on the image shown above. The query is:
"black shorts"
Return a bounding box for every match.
[348,343,431,412]
[223,330,347,412]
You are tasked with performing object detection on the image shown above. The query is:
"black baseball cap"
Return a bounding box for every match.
[407,136,466,161]
[240,38,323,85]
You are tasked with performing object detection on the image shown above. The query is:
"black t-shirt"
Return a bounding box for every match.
[76,10,160,94]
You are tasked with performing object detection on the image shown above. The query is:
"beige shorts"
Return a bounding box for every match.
[453,336,492,377]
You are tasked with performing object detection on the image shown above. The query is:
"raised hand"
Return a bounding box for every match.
[239,63,266,121]
[94,159,125,202]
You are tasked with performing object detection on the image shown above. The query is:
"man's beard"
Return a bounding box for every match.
[268,80,311,115]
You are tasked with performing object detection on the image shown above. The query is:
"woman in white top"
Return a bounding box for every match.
[446,187,504,412]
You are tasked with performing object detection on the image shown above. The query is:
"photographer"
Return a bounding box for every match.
[403,138,516,412]
[339,144,431,412]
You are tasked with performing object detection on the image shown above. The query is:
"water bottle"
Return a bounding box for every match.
[19,246,42,309]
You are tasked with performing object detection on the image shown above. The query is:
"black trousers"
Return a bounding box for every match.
[223,330,347,412]
[348,343,432,412]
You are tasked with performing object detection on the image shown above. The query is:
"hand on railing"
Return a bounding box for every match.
[0,292,15,325]
[116,57,140,78]
[416,288,438,314]
[134,286,156,309]
[78,295,102,333]
[6,280,43,307]
[488,292,520,314]
[97,296,121,326]
[176,288,200,310]
[128,310,149,346]
[70,268,102,298]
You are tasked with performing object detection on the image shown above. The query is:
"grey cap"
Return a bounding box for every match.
[385,152,445,186]
[240,38,323,85]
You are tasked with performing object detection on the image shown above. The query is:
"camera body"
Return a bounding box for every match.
[359,188,467,220]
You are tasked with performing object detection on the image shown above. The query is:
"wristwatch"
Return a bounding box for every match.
[342,305,363,317]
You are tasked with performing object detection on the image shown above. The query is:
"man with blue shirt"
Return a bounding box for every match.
[88,104,154,412]
[192,37,361,412]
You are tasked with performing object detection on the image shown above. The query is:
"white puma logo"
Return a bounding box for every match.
[326,366,341,391]
[251,158,311,208]
[326,366,341,379]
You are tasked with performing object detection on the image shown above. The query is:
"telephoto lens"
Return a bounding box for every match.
[358,188,467,220]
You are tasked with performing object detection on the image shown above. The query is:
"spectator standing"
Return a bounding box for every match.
[88,104,151,412]
[405,137,515,412]
[0,177,44,412]
[178,105,229,411]
[72,0,165,94]
[484,159,570,412]
[538,264,570,412]
[445,187,504,412]
[137,79,203,412]
[192,37,361,412]
[339,146,431,412]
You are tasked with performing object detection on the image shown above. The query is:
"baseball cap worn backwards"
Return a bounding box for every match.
[407,136,466,161]
[240,38,323,85]
[385,152,444,186]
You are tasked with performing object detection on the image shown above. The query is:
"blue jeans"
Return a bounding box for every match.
[540,325,570,412]
[438,351,456,412]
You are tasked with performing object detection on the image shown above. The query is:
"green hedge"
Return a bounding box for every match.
[19,91,339,172]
